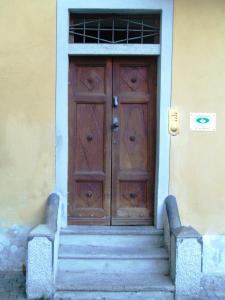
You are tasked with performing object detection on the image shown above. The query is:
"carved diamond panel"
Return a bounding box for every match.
[120,67,148,93]
[75,104,104,171]
[77,67,105,94]
[119,104,148,170]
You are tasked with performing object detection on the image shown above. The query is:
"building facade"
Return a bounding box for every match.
[0,0,225,298]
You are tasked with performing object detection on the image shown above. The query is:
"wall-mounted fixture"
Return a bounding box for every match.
[169,108,180,136]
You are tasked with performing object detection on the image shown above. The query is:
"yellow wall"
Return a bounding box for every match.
[0,0,225,234]
[171,0,225,233]
[0,0,56,226]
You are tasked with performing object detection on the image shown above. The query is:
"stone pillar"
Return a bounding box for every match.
[26,225,54,299]
[171,226,202,300]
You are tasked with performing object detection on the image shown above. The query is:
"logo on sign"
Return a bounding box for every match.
[196,117,210,124]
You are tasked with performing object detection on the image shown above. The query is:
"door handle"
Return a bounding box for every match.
[113,96,119,107]
[112,117,119,131]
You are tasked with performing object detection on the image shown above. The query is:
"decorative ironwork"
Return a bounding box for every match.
[69,14,160,44]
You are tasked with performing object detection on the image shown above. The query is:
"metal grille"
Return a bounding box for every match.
[69,14,160,44]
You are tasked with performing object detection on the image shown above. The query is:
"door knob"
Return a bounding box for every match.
[112,117,119,131]
[113,96,119,107]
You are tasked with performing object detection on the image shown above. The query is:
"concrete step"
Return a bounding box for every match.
[58,257,169,274]
[60,226,164,248]
[55,272,174,293]
[58,243,169,274]
[56,227,173,299]
[59,244,169,259]
[54,290,174,300]
[60,226,163,236]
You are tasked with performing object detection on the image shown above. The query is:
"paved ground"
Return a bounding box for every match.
[0,272,26,300]
[200,274,225,300]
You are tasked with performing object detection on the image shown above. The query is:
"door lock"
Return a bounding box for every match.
[113,96,119,107]
[112,117,119,131]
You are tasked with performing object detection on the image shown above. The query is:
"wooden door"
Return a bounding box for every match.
[68,57,156,225]
[112,58,156,225]
[68,57,112,225]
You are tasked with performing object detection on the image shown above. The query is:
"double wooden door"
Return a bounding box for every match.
[68,57,156,225]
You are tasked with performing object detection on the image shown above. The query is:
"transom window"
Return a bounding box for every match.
[69,14,160,44]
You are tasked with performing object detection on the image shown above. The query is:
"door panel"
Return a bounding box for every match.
[119,103,148,170]
[68,57,112,225]
[112,57,156,225]
[75,104,104,171]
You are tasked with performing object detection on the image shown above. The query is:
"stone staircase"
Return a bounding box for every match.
[54,226,174,300]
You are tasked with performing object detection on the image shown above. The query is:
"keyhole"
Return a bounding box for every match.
[86,191,92,198]
[131,77,137,83]
[87,135,93,142]
[129,136,136,142]
[130,192,137,199]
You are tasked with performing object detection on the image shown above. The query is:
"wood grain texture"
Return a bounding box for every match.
[112,57,157,225]
[68,57,156,225]
[68,57,112,225]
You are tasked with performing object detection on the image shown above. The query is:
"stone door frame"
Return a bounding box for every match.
[56,0,174,228]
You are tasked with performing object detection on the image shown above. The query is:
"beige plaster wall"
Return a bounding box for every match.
[0,0,225,234]
[171,0,225,233]
[0,0,56,226]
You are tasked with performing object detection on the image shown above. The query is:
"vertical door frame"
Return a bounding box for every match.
[56,0,174,228]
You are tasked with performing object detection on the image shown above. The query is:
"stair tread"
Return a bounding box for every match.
[59,244,168,259]
[56,272,174,292]
[61,226,163,236]
[54,290,174,300]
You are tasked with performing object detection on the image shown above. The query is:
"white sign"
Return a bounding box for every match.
[190,113,216,131]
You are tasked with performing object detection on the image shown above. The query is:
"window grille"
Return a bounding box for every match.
[69,14,160,44]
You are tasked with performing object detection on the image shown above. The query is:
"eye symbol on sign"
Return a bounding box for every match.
[196,117,210,124]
